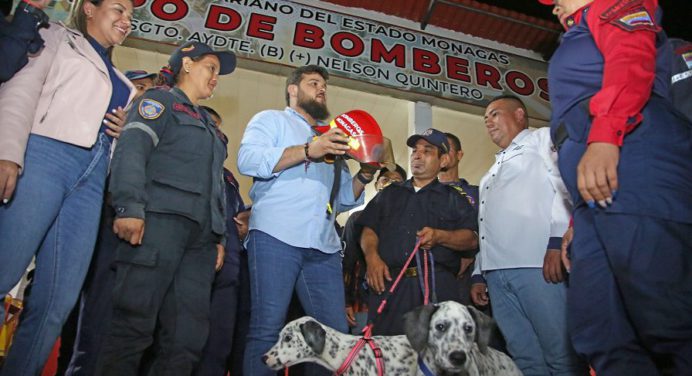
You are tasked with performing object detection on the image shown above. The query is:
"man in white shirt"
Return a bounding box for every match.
[470,95,586,375]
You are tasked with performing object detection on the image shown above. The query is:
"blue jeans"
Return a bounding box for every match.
[243,230,347,376]
[0,134,110,376]
[485,269,586,376]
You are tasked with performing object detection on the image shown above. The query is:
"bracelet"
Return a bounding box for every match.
[303,142,311,172]
[356,171,374,185]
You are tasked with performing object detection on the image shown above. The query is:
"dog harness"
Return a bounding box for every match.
[335,324,385,376]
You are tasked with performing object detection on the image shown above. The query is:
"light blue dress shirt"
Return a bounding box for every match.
[473,128,572,276]
[237,107,364,253]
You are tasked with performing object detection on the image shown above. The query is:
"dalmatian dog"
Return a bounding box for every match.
[263,316,418,375]
[404,301,522,376]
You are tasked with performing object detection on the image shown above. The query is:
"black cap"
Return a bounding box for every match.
[406,128,450,153]
[124,70,157,81]
[168,42,236,76]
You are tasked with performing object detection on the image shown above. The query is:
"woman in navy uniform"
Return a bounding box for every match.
[541,0,692,374]
[98,41,236,376]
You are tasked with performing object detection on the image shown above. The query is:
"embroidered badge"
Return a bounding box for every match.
[682,51,692,70]
[611,7,658,32]
[181,44,195,52]
[138,99,165,120]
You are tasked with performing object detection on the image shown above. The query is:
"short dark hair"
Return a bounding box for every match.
[285,65,329,106]
[445,132,461,152]
[488,94,529,125]
[201,106,221,121]
[376,164,407,182]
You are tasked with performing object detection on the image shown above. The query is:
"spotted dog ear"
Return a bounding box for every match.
[403,304,439,353]
[467,305,494,354]
[300,320,326,355]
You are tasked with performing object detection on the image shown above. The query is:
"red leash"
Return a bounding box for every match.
[286,239,425,376]
[334,239,423,376]
[376,239,422,315]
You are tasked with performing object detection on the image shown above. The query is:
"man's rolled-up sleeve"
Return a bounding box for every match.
[237,112,286,179]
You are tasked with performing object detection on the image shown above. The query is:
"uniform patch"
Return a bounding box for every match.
[682,51,692,70]
[611,7,658,32]
[138,99,165,120]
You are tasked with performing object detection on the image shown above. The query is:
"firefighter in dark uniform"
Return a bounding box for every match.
[540,0,692,374]
[98,41,236,376]
[196,107,251,376]
[358,128,478,335]
[670,38,692,122]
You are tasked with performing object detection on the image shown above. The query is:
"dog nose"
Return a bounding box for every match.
[261,354,269,364]
[449,351,467,366]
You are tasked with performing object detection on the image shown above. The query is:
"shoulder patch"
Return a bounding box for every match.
[682,51,692,70]
[139,99,165,120]
[610,6,659,32]
[449,184,476,207]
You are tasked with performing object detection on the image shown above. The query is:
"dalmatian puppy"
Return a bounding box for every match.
[263,316,418,375]
[404,301,522,376]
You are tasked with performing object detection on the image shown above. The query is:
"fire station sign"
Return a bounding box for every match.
[43,0,552,118]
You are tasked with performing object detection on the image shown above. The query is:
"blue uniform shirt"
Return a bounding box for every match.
[442,178,479,211]
[548,4,692,223]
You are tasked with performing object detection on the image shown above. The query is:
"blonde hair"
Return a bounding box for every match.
[66,0,100,37]
[66,0,133,57]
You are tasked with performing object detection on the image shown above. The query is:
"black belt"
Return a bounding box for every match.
[390,264,454,278]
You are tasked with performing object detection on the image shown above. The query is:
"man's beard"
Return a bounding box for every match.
[298,92,330,121]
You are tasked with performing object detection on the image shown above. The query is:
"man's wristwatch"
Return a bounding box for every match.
[18,0,50,28]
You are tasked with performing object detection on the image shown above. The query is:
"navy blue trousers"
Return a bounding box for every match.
[194,248,251,376]
[568,203,692,375]
[556,98,692,374]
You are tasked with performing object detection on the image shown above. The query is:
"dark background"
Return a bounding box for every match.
[478,0,692,41]
[1,0,690,46]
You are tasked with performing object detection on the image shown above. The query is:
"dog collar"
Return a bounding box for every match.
[417,356,436,376]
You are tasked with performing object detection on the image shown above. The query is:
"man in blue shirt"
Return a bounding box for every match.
[237,65,372,376]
